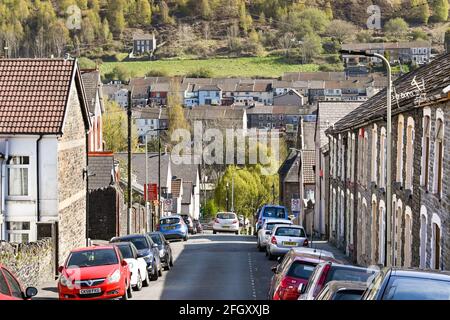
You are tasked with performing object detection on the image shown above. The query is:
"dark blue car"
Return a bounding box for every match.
[158,215,189,241]
[255,205,290,232]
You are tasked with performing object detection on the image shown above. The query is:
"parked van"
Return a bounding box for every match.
[255,205,290,232]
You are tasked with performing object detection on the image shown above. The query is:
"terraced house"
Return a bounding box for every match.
[0,58,91,267]
[325,53,450,271]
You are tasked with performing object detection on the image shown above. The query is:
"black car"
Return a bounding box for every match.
[315,281,367,300]
[180,214,196,234]
[362,268,450,300]
[148,232,174,271]
[111,234,163,281]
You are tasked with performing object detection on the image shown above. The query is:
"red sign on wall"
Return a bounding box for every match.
[144,184,158,201]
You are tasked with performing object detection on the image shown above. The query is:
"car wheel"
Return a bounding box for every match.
[158,264,163,277]
[169,256,174,267]
[121,289,129,300]
[150,263,159,281]
[183,235,188,241]
[213,230,217,234]
[265,248,268,257]
[268,252,275,261]
[235,231,239,235]
[142,270,150,287]
[133,273,143,291]
[127,282,133,299]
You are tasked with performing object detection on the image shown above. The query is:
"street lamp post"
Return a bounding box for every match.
[340,50,392,266]
[226,182,229,212]
[231,167,244,213]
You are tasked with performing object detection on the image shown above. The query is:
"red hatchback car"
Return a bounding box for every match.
[0,264,38,300]
[268,251,339,300]
[58,245,132,300]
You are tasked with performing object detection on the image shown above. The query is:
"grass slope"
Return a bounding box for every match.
[99,56,319,78]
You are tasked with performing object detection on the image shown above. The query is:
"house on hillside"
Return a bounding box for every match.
[102,84,129,108]
[273,89,305,106]
[132,33,157,56]
[0,58,91,268]
[198,85,222,106]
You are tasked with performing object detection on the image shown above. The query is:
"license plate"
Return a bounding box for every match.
[165,226,176,230]
[79,288,101,295]
[222,225,230,228]
[283,242,298,247]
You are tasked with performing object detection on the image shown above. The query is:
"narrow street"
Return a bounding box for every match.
[36,233,276,300]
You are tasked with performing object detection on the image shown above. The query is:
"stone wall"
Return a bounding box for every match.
[57,82,87,265]
[0,239,54,288]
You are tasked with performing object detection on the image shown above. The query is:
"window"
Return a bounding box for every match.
[431,214,441,270]
[371,197,378,264]
[382,276,450,300]
[433,111,444,197]
[7,222,30,243]
[419,206,428,269]
[379,127,387,189]
[394,202,403,267]
[0,269,11,296]
[7,156,30,196]
[405,117,415,190]
[421,111,431,189]
[371,125,378,183]
[378,203,386,265]
[396,115,404,184]
[351,134,356,182]
[363,131,369,186]
[404,207,412,268]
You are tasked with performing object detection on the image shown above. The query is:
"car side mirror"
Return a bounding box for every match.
[24,287,38,299]
[58,266,64,273]
[121,260,128,267]
[153,244,159,249]
[165,241,170,245]
[271,266,278,274]
[298,283,306,294]
[265,230,272,235]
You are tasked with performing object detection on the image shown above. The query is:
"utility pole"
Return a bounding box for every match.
[127,88,133,235]
[158,128,161,220]
[272,183,275,204]
[226,182,229,212]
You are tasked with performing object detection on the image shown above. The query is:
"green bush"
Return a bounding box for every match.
[186,67,214,78]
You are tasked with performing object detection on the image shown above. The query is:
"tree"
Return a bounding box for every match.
[325,19,357,43]
[324,1,333,20]
[160,1,174,25]
[384,18,409,38]
[299,33,322,64]
[107,0,126,37]
[105,65,131,82]
[445,28,450,53]
[409,0,430,24]
[136,0,152,25]
[199,0,212,20]
[103,99,138,152]
[167,79,190,137]
[239,1,253,34]
[431,0,449,22]
[280,8,330,40]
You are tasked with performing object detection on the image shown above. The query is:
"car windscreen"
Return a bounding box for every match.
[117,245,133,259]
[275,227,306,237]
[263,207,286,218]
[150,234,162,245]
[326,267,373,284]
[287,261,317,280]
[266,222,290,231]
[334,290,364,300]
[67,249,118,268]
[128,237,149,250]
[161,218,180,225]
[217,213,236,220]
[382,276,450,300]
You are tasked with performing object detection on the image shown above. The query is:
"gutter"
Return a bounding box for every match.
[1,140,8,240]
[36,135,43,222]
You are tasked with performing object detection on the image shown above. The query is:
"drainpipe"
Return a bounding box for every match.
[1,140,8,240]
[36,135,43,223]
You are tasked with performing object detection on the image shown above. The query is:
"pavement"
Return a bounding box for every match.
[34,232,351,300]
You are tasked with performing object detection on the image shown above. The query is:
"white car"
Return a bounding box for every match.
[266,225,308,260]
[213,212,240,235]
[257,219,293,252]
[113,242,149,291]
[292,247,335,259]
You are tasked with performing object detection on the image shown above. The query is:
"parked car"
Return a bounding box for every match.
[158,215,189,241]
[112,242,149,291]
[0,264,38,300]
[298,262,376,300]
[257,218,293,252]
[213,212,240,235]
[315,281,367,300]
[361,268,450,300]
[268,250,339,300]
[193,219,203,234]
[148,232,174,271]
[266,225,308,260]
[110,234,162,281]
[180,214,196,234]
[255,205,289,232]
[57,246,132,300]
[292,247,336,259]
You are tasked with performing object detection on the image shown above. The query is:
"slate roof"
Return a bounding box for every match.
[199,85,221,91]
[81,69,101,114]
[301,121,316,150]
[246,105,310,115]
[282,72,346,82]
[316,102,363,148]
[171,179,182,198]
[88,153,115,190]
[328,52,450,134]
[301,150,315,185]
[0,58,90,134]
[342,41,431,51]
[133,33,155,41]
[278,150,300,182]
[171,161,199,185]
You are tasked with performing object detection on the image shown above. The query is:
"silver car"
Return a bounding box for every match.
[257,219,293,252]
[266,225,308,260]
